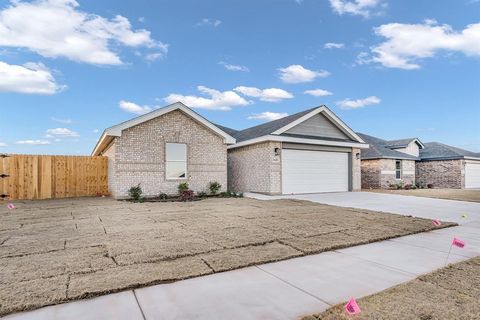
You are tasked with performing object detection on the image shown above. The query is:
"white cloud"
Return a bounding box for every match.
[0,61,63,94]
[46,127,79,137]
[92,128,99,133]
[278,64,330,83]
[51,117,72,124]
[337,96,381,109]
[304,89,333,96]
[197,18,222,27]
[329,0,384,18]
[16,140,51,145]
[248,112,289,121]
[0,0,167,65]
[219,61,249,72]
[324,42,345,49]
[119,100,153,115]
[0,142,7,147]
[234,86,294,102]
[366,20,480,69]
[164,86,249,111]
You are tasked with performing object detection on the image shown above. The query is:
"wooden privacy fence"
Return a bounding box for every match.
[0,154,108,200]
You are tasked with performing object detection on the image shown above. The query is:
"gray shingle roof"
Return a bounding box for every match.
[357,133,420,160]
[218,107,319,142]
[420,142,480,160]
[384,138,419,149]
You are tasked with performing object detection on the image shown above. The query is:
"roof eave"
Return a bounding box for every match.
[228,135,369,150]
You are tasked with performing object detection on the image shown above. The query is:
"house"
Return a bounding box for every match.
[358,133,424,189]
[92,102,369,198]
[417,142,480,189]
[359,133,480,189]
[92,102,236,198]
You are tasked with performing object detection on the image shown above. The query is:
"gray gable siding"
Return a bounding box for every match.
[285,113,349,140]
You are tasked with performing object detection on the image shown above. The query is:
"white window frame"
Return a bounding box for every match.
[395,160,402,180]
[165,143,187,180]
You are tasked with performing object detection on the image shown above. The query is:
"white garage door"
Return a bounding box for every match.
[465,162,480,189]
[282,149,349,194]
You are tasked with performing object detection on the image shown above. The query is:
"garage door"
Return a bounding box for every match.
[282,149,349,194]
[465,162,480,189]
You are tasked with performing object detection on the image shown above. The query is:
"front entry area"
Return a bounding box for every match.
[281,149,349,194]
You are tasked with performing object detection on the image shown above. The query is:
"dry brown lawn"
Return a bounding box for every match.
[305,256,480,320]
[365,188,480,203]
[0,197,454,316]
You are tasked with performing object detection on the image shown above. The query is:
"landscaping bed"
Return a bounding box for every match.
[304,256,480,320]
[0,197,455,316]
[364,188,480,203]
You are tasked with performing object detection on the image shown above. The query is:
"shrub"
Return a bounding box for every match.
[197,191,207,197]
[128,184,142,201]
[180,190,194,202]
[404,184,412,190]
[158,192,168,200]
[208,181,222,195]
[411,184,417,190]
[396,182,404,190]
[178,182,189,195]
[427,183,434,189]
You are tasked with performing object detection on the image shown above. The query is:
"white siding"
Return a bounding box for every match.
[285,113,349,140]
[395,141,420,157]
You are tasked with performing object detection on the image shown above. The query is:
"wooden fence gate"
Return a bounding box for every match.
[0,154,108,200]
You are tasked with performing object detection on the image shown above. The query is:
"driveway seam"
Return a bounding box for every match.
[254,265,332,307]
[132,290,147,320]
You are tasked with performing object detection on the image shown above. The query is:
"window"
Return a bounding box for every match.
[166,143,187,179]
[395,160,402,179]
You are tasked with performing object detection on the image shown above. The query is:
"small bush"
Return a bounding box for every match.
[197,191,207,197]
[128,184,142,201]
[411,184,417,190]
[396,182,404,190]
[180,190,194,202]
[178,182,189,195]
[427,183,434,189]
[404,184,412,190]
[208,181,222,195]
[158,192,168,200]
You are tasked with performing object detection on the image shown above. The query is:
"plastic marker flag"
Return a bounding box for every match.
[452,237,465,248]
[345,298,361,315]
[7,203,15,210]
[432,219,441,226]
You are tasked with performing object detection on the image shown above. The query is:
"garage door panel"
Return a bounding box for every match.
[282,149,349,194]
[465,162,480,189]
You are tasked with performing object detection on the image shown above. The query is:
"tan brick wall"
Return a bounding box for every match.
[361,159,415,189]
[102,140,117,195]
[106,110,227,198]
[416,159,464,189]
[227,141,282,194]
[351,148,361,191]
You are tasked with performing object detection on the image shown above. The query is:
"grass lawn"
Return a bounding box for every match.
[0,197,454,316]
[305,256,480,319]
[364,188,480,203]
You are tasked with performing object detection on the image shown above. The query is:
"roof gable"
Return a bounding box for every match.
[92,102,236,155]
[357,133,420,160]
[227,106,365,144]
[284,112,350,140]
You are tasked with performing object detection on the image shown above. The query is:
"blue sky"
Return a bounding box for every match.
[0,0,479,155]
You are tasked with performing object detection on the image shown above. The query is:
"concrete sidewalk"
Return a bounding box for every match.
[4,194,480,320]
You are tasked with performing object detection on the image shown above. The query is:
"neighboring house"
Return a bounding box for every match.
[359,133,480,189]
[358,133,424,189]
[92,102,235,198]
[417,142,480,189]
[92,102,369,198]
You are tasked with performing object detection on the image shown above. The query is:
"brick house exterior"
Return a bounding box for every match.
[361,159,415,189]
[93,103,369,198]
[415,159,465,189]
[93,103,235,198]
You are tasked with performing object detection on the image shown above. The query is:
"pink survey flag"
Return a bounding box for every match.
[432,219,441,226]
[452,237,465,248]
[7,203,15,210]
[345,298,361,315]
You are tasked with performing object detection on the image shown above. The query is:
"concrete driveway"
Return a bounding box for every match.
[246,191,480,226]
